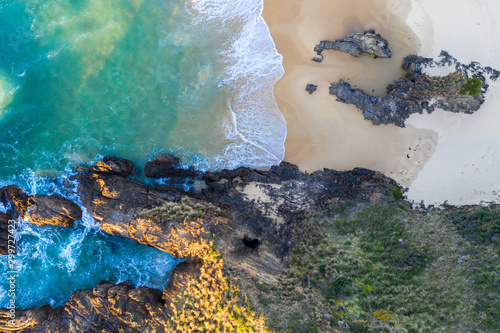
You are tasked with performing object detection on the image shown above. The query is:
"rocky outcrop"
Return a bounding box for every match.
[0,186,30,219]
[1,281,169,333]
[144,154,201,180]
[0,156,401,331]
[313,29,392,62]
[329,51,497,127]
[69,156,399,278]
[25,195,82,228]
[74,156,135,177]
[0,186,82,230]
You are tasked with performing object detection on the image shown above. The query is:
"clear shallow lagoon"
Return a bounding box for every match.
[0,0,284,308]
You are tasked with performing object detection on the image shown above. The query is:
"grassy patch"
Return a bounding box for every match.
[459,78,482,96]
[138,197,223,223]
[447,208,500,245]
[250,202,500,332]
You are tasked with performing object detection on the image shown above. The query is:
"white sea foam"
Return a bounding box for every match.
[187,0,286,170]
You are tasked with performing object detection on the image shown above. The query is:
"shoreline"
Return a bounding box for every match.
[262,0,438,189]
[264,0,500,205]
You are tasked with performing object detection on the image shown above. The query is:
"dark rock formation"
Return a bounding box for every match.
[329,51,497,127]
[0,186,82,230]
[1,281,169,333]
[313,29,392,62]
[0,156,401,331]
[0,186,30,219]
[144,154,201,179]
[68,156,399,277]
[306,84,317,94]
[74,156,135,177]
[26,195,82,228]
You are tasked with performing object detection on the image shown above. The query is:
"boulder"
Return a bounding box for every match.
[26,195,82,228]
[306,84,317,94]
[0,186,82,230]
[74,156,135,176]
[314,29,392,59]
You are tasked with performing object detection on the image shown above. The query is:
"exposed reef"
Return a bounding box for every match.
[313,29,392,62]
[329,51,498,127]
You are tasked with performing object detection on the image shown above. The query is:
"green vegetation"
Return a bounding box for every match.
[139,197,223,223]
[448,208,500,245]
[425,73,482,98]
[426,72,466,97]
[460,78,483,96]
[247,201,500,332]
[392,186,404,201]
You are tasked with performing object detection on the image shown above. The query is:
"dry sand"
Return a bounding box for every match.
[262,0,438,188]
[263,0,500,205]
[404,0,500,205]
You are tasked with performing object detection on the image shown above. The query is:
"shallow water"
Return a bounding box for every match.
[0,0,285,176]
[0,0,284,308]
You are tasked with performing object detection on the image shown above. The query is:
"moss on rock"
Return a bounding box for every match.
[460,78,482,96]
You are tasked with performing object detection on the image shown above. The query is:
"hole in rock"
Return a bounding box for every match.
[242,236,260,249]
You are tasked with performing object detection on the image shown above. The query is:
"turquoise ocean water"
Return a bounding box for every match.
[0,0,285,308]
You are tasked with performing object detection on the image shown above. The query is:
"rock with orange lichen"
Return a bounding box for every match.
[26,195,82,228]
[0,156,403,332]
[0,186,82,229]
[0,281,169,333]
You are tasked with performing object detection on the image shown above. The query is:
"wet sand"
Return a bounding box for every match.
[262,0,438,187]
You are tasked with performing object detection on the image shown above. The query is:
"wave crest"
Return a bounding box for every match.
[187,0,286,170]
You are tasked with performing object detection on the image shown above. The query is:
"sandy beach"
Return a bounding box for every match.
[405,0,500,205]
[263,0,500,205]
[262,0,438,188]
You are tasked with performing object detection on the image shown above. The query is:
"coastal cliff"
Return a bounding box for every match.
[1,156,499,332]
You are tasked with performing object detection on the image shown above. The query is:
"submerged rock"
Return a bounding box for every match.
[313,29,392,61]
[329,52,497,127]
